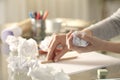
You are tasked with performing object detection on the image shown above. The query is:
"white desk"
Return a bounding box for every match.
[1,51,120,80]
[44,51,120,80]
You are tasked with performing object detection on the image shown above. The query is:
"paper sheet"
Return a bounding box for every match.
[43,51,120,75]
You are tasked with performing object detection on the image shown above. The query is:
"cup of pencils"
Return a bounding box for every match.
[29,10,48,42]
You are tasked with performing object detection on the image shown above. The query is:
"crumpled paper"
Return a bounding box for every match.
[6,36,20,54]
[18,38,38,57]
[7,56,38,73]
[7,56,33,80]
[72,31,88,47]
[28,65,70,80]
[6,36,70,80]
[39,36,52,52]
[7,55,70,80]
[6,36,38,57]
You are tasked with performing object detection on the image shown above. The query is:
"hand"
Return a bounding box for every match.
[46,33,71,62]
[66,30,107,53]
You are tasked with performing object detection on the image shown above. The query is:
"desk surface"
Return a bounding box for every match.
[1,44,120,80]
[44,51,120,75]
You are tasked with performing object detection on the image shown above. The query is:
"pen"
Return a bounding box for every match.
[36,12,41,20]
[40,10,44,19]
[34,12,37,20]
[29,10,48,20]
[43,11,48,20]
[29,12,34,18]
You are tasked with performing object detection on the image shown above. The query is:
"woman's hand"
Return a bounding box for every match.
[66,30,107,53]
[46,34,70,62]
[47,29,119,62]
[46,29,102,61]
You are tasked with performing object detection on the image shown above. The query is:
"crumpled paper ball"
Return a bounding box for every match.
[18,38,38,57]
[28,65,70,80]
[6,35,20,53]
[7,56,33,80]
[7,55,70,80]
[7,56,32,73]
[28,66,54,80]
[7,56,38,80]
[72,31,88,47]
[8,69,32,80]
[6,36,38,57]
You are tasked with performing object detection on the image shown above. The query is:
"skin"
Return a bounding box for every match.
[46,34,69,62]
[47,29,120,62]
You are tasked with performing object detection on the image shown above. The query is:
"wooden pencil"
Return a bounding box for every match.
[41,56,77,64]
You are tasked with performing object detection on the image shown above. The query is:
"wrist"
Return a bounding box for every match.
[99,40,110,51]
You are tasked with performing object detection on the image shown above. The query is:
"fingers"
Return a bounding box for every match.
[66,30,73,38]
[47,31,74,61]
[67,35,83,51]
[67,35,73,50]
[46,35,59,60]
[48,34,56,48]
[66,31,73,49]
[66,31,100,53]
[66,31,91,51]
[54,47,68,62]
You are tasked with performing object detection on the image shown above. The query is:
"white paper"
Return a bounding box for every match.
[28,65,70,80]
[6,36,38,57]
[72,31,88,47]
[18,38,38,57]
[6,35,20,53]
[46,51,120,75]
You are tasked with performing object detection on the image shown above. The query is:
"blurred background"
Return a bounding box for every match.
[0,0,120,24]
[0,0,120,80]
[0,0,120,55]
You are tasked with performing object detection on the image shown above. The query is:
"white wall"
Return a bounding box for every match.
[0,0,6,24]
[0,0,104,24]
[23,0,96,20]
[105,0,120,17]
[5,0,27,22]
[1,0,117,24]
[25,0,103,21]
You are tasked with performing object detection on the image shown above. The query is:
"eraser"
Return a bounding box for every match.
[72,31,88,47]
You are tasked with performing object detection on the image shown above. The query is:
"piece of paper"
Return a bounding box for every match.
[43,51,120,75]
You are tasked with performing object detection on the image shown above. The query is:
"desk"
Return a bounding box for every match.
[44,51,120,80]
[0,46,120,80]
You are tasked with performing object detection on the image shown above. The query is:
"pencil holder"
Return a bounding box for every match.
[29,11,48,42]
[32,20,46,42]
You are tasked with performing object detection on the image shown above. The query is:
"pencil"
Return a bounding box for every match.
[41,56,77,64]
